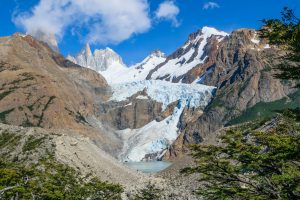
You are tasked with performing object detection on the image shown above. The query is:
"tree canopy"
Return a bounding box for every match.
[260,7,300,87]
[182,114,300,199]
[0,159,123,200]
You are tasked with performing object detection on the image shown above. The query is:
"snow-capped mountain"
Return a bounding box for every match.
[146,27,229,82]
[67,45,167,84]
[64,27,230,161]
[67,44,127,83]
[68,27,228,85]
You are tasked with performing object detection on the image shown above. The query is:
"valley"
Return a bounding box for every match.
[0,23,299,199]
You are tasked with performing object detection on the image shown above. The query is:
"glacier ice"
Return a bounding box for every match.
[118,100,186,162]
[110,80,216,110]
[111,80,216,162]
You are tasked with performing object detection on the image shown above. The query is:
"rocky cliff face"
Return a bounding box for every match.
[98,91,165,130]
[67,44,127,84]
[67,44,125,72]
[165,29,294,158]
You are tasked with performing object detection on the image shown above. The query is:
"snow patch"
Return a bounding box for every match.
[124,102,132,107]
[251,33,260,44]
[116,52,166,83]
[136,95,148,100]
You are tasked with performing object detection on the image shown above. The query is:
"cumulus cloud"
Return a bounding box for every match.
[155,1,180,27]
[203,2,220,10]
[13,0,151,46]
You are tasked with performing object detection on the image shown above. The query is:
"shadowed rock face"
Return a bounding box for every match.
[165,29,294,158]
[99,98,163,130]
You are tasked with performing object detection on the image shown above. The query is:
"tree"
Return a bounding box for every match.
[0,159,123,199]
[133,183,162,200]
[181,119,300,199]
[260,7,300,87]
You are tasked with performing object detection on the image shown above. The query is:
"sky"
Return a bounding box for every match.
[1,0,300,65]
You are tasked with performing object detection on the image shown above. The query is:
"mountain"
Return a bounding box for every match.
[165,28,297,158]
[146,26,228,82]
[0,33,205,198]
[68,47,167,84]
[0,33,128,154]
[2,27,297,162]
[67,44,127,83]
[1,26,299,198]
[0,32,215,163]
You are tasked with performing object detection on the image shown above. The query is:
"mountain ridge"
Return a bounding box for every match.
[67,26,228,84]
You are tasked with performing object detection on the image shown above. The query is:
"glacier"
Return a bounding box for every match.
[118,100,186,162]
[110,80,216,110]
[111,80,216,162]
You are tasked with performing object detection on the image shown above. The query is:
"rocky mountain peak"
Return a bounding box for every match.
[82,43,93,57]
[149,49,166,58]
[186,26,228,46]
[67,44,126,73]
[201,26,228,37]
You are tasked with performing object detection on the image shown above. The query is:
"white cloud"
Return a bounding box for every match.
[203,2,220,10]
[155,1,180,27]
[13,0,151,46]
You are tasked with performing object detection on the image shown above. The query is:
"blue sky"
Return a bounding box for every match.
[1,0,299,65]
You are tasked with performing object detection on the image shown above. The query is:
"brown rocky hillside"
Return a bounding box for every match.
[0,33,113,142]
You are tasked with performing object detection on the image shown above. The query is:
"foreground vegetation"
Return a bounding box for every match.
[0,159,123,200]
[182,111,300,199]
[260,7,300,88]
